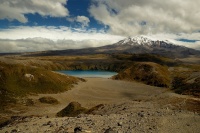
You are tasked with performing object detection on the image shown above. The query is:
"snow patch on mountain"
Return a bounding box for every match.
[118,35,176,46]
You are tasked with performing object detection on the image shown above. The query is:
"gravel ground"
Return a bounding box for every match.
[1,78,200,133]
[1,101,200,133]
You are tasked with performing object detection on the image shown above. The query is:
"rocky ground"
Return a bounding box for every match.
[1,101,200,133]
[0,78,200,133]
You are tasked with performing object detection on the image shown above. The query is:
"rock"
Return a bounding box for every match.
[118,122,123,126]
[138,112,144,117]
[11,129,17,133]
[11,116,21,121]
[74,126,82,133]
[42,123,48,126]
[60,125,65,129]
[25,98,35,106]
[54,126,66,133]
[122,107,126,110]
[57,102,87,117]
[42,121,52,127]
[104,127,117,133]
[45,129,52,132]
[47,121,52,125]
[46,121,54,127]
[24,73,34,81]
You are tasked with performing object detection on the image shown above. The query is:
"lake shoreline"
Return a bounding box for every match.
[56,70,118,78]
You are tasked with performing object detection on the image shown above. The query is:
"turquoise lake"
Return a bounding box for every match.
[57,70,118,78]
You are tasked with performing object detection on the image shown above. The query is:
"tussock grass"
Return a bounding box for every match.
[113,62,171,87]
[0,62,78,110]
[172,75,200,98]
[112,54,177,66]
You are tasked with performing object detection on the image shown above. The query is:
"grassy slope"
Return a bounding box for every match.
[0,62,78,110]
[171,68,200,98]
[0,54,199,125]
[1,53,199,101]
[113,62,171,87]
[112,54,200,96]
[111,53,178,66]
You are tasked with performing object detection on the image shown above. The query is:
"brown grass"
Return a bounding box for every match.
[0,61,78,110]
[113,62,171,87]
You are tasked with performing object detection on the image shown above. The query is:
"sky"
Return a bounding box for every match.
[0,0,200,53]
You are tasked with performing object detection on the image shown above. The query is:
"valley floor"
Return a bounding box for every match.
[1,78,200,133]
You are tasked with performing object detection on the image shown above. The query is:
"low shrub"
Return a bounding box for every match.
[39,96,59,104]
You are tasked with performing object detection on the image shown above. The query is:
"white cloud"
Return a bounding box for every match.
[0,26,199,53]
[0,0,69,23]
[177,41,200,50]
[76,16,90,28]
[145,33,200,50]
[66,16,90,28]
[0,26,124,41]
[0,38,123,53]
[89,0,200,36]
[66,17,75,22]
[0,26,124,53]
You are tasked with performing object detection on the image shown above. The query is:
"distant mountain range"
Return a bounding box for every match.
[13,36,200,58]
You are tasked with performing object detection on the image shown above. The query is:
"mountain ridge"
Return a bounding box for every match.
[117,35,174,46]
[5,36,200,58]
[94,36,199,58]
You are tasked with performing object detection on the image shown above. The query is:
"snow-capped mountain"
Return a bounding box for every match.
[22,35,200,58]
[118,36,157,45]
[107,35,200,57]
[116,35,180,48]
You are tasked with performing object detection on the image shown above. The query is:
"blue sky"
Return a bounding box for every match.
[0,0,104,30]
[0,0,199,53]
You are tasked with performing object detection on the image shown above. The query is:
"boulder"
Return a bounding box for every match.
[56,102,87,117]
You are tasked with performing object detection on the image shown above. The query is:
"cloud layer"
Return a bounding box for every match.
[0,0,68,23]
[0,38,120,53]
[0,26,124,53]
[89,0,200,36]
[0,26,199,53]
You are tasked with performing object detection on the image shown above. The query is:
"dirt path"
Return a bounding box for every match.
[23,78,166,117]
